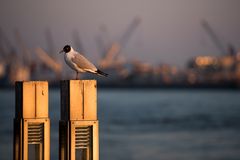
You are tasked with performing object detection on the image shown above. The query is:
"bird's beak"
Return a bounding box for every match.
[59,50,64,54]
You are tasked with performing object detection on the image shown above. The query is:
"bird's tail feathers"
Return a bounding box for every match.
[96,69,108,77]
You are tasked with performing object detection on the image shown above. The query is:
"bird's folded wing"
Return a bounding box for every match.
[71,53,97,71]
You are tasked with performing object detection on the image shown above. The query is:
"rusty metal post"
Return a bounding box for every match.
[14,81,50,160]
[59,80,99,160]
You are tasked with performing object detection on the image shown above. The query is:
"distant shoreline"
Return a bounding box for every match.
[0,83,239,90]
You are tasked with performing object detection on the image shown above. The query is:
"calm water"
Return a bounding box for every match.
[0,89,240,160]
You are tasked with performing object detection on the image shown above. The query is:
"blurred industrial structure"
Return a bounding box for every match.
[0,18,240,88]
[0,28,63,86]
[185,20,240,88]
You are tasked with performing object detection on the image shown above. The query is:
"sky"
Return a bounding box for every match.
[0,0,240,67]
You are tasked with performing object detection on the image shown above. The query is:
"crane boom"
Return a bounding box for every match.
[99,16,141,68]
[201,20,226,55]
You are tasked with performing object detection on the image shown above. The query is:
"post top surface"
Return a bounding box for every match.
[60,79,97,83]
[16,81,48,84]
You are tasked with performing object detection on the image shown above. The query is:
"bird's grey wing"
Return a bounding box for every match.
[71,53,97,71]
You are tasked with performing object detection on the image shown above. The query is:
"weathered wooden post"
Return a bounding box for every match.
[59,80,99,160]
[14,81,50,160]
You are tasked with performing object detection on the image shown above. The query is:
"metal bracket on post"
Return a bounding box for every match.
[14,81,50,160]
[60,80,99,160]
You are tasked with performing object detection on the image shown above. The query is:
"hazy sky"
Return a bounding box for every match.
[1,0,240,67]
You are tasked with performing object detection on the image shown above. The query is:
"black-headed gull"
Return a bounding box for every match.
[59,45,108,79]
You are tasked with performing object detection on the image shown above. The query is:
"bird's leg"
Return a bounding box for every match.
[75,72,78,80]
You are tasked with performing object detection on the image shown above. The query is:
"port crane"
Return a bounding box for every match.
[34,29,62,79]
[97,16,141,69]
[201,19,236,55]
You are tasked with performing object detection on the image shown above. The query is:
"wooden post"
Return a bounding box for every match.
[59,80,99,160]
[14,81,50,160]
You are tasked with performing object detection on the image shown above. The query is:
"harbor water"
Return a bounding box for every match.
[0,89,240,160]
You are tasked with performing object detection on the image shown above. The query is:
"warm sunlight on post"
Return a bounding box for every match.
[14,81,50,160]
[60,80,99,160]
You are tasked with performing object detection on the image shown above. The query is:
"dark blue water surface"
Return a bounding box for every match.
[0,89,240,160]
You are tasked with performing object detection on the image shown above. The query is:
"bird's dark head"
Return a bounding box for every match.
[59,45,71,54]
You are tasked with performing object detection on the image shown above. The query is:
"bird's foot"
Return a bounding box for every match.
[75,72,79,80]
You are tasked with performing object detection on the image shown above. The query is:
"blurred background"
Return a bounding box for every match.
[0,0,240,159]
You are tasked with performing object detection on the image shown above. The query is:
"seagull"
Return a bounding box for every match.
[59,45,108,79]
